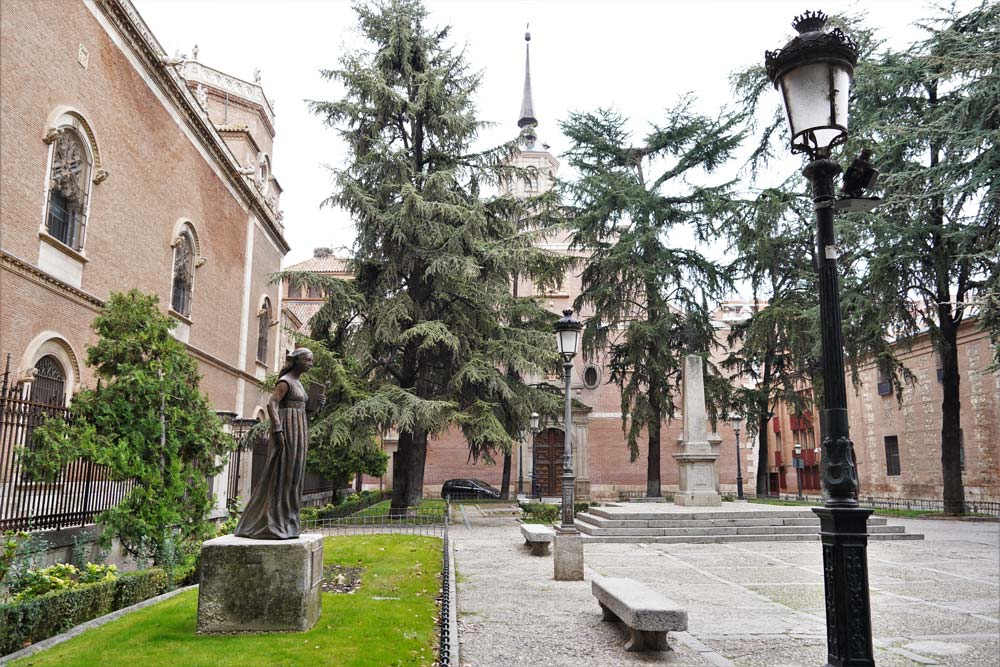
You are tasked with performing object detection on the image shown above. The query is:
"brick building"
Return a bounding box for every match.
[0,0,289,513]
[761,319,998,503]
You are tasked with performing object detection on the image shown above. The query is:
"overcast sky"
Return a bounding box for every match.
[135,0,968,268]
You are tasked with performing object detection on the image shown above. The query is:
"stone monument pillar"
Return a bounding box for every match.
[673,355,721,506]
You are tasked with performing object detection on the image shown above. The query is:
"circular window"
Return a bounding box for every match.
[583,365,600,389]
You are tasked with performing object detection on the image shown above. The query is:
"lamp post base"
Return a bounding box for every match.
[553,529,584,581]
[813,507,875,666]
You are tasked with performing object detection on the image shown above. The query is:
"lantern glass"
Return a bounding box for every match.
[557,328,579,358]
[730,415,743,434]
[779,61,851,156]
[794,442,803,456]
[530,412,539,431]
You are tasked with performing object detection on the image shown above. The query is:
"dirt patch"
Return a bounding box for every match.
[322,565,364,593]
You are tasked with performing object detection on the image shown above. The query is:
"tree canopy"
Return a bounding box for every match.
[561,101,741,496]
[309,0,567,511]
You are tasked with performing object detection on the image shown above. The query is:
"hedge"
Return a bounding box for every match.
[0,567,168,656]
[113,568,168,610]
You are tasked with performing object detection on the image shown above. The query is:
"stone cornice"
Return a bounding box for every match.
[2,250,263,386]
[181,61,276,136]
[2,250,103,310]
[93,0,289,254]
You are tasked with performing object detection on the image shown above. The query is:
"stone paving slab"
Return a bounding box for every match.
[455,514,998,667]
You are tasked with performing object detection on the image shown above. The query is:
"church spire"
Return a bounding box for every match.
[517,27,537,130]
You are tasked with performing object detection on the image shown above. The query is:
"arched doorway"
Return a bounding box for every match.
[533,427,564,497]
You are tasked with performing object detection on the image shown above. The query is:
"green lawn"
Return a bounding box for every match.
[13,535,442,667]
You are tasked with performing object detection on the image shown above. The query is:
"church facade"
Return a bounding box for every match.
[0,0,289,512]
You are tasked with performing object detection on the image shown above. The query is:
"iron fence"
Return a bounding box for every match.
[0,356,136,531]
[304,503,447,536]
[438,496,452,667]
[763,492,1000,517]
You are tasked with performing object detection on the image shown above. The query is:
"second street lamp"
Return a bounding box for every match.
[554,309,582,531]
[794,442,804,501]
[766,11,874,666]
[730,415,744,500]
[530,411,540,500]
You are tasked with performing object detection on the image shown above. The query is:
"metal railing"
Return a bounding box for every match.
[438,496,453,667]
[762,493,1000,517]
[0,356,136,531]
[304,497,446,536]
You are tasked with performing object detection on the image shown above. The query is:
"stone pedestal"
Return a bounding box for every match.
[673,355,721,507]
[197,533,323,634]
[553,529,583,581]
[673,453,722,506]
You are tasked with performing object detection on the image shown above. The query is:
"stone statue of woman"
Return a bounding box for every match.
[235,348,323,539]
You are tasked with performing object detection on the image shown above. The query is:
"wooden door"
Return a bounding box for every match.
[533,428,564,497]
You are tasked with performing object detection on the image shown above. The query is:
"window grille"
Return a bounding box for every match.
[884,436,901,476]
[46,129,91,250]
[256,300,271,364]
[171,232,195,317]
[30,355,66,404]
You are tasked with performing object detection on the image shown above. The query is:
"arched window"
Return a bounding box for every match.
[45,128,92,250]
[30,355,66,404]
[256,298,271,364]
[171,231,195,317]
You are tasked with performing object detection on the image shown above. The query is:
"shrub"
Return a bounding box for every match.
[113,568,168,609]
[520,502,592,524]
[12,563,80,601]
[79,563,118,584]
[0,578,116,655]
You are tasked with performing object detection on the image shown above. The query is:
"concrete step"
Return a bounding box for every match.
[575,513,890,530]
[580,531,923,544]
[586,507,817,522]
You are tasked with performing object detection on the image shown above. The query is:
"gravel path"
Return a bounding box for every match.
[453,510,999,667]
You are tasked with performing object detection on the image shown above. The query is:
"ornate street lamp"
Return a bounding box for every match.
[530,411,540,500]
[730,415,744,500]
[794,442,804,501]
[554,309,582,530]
[766,11,874,667]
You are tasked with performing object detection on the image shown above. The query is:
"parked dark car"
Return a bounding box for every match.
[441,478,501,499]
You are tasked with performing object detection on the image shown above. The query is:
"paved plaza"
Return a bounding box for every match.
[454,510,999,667]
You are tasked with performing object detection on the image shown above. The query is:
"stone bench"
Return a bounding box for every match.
[591,576,687,651]
[520,523,554,555]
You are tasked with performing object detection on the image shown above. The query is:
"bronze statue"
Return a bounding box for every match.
[235,348,323,539]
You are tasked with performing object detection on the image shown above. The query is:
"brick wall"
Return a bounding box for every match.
[0,0,285,420]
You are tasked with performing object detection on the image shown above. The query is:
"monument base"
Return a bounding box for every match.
[673,452,721,507]
[197,533,323,634]
[553,529,584,581]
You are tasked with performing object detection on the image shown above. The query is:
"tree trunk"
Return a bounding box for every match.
[390,430,427,516]
[500,451,512,500]
[938,318,965,515]
[646,400,662,497]
[755,356,773,497]
[756,410,770,497]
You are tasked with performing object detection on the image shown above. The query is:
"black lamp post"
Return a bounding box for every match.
[554,309,582,531]
[517,429,525,497]
[731,415,744,500]
[530,412,540,500]
[766,11,874,666]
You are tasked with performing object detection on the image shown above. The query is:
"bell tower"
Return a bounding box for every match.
[504,28,559,199]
